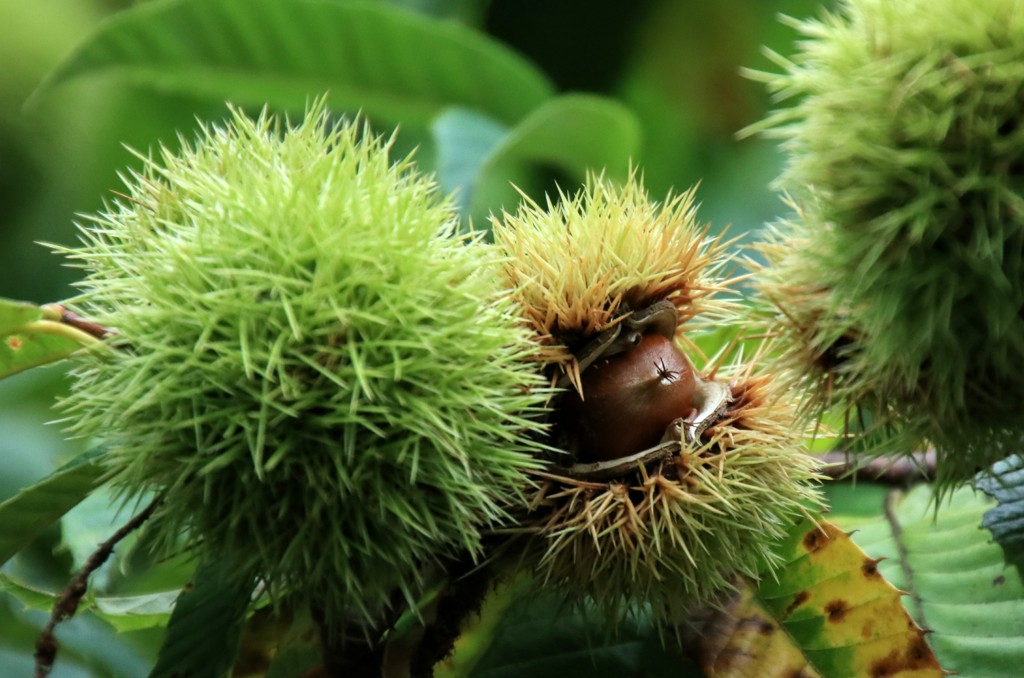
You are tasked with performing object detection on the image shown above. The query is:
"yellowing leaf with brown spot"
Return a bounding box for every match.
[687,518,946,678]
[0,298,99,379]
[687,585,822,678]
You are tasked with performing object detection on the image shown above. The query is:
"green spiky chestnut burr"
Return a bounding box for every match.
[57,103,551,627]
[746,0,1024,487]
[492,174,823,625]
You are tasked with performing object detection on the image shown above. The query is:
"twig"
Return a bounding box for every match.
[41,304,116,340]
[34,496,162,678]
[818,451,936,484]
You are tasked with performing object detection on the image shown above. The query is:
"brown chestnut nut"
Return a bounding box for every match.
[561,333,696,463]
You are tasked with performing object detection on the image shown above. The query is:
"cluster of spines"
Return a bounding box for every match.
[492,173,735,390]
[746,0,1024,484]
[492,174,824,624]
[59,103,551,626]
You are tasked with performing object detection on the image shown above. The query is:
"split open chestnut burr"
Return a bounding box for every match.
[560,332,696,463]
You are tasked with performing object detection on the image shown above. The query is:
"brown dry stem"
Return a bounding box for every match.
[34,495,161,678]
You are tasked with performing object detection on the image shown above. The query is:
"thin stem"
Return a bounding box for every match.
[818,451,936,483]
[34,495,162,678]
[41,304,116,341]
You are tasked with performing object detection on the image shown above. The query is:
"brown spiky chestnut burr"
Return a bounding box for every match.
[491,174,825,627]
[492,173,734,392]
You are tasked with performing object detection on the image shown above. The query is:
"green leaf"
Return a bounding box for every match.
[0,572,176,632]
[0,368,82,504]
[483,94,641,181]
[0,298,100,380]
[0,573,55,611]
[976,455,1024,571]
[149,559,255,678]
[432,108,510,217]
[93,590,178,632]
[31,0,554,128]
[432,575,520,677]
[0,450,106,567]
[432,95,642,221]
[446,579,700,678]
[0,324,87,380]
[831,484,1024,678]
[0,298,43,335]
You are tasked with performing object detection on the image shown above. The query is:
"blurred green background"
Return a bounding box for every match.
[0,0,829,674]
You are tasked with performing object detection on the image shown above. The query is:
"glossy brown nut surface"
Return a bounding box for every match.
[562,333,696,463]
